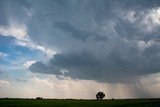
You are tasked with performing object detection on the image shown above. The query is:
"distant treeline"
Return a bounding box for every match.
[0,98,160,100]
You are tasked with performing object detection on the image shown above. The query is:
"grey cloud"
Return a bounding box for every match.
[53,21,108,41]
[117,0,160,10]
[51,52,99,67]
[30,44,160,83]
[114,19,151,42]
[16,78,27,82]
[0,1,9,26]
[132,0,160,9]
[30,61,62,75]
[2,0,160,83]
[28,0,160,83]
[0,0,32,26]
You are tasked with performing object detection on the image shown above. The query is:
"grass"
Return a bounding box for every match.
[0,98,160,107]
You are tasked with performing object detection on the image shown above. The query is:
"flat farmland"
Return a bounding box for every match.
[0,99,160,107]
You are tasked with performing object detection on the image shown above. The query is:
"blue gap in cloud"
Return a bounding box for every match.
[0,35,43,65]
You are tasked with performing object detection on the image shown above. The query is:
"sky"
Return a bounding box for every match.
[0,0,160,99]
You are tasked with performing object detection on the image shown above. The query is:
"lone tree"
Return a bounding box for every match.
[96,92,105,100]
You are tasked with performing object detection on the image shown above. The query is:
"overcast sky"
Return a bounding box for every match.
[1,0,160,99]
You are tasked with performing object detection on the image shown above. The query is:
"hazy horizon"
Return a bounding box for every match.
[0,0,160,99]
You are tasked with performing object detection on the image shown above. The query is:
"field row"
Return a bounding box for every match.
[0,99,160,107]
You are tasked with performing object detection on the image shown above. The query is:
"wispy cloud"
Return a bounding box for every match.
[23,60,36,68]
[0,23,56,58]
[0,52,7,58]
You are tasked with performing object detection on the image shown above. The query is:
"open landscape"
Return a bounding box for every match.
[0,98,160,107]
[1,0,160,107]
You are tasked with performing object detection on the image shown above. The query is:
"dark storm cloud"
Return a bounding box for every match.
[1,0,160,83]
[30,61,62,75]
[30,44,160,83]
[53,21,108,41]
[0,1,9,26]
[114,13,160,42]
[0,0,32,26]
[127,0,160,9]
[28,0,160,83]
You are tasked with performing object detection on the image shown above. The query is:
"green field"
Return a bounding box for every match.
[0,99,160,107]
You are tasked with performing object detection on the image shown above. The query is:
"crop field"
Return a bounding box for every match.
[0,99,160,107]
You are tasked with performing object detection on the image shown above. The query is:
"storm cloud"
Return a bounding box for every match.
[30,44,160,83]
[1,0,160,83]
[27,0,160,83]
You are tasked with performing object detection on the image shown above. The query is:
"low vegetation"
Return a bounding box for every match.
[0,98,160,107]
